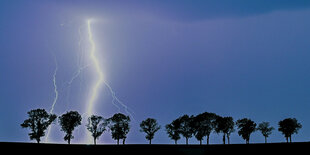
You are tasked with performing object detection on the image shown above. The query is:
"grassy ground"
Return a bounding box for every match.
[1,142,309,154]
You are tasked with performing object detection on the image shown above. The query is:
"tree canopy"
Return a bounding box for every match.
[192,112,218,145]
[165,119,181,144]
[58,111,82,144]
[140,118,161,144]
[108,113,131,145]
[178,115,194,145]
[20,109,57,143]
[86,115,108,145]
[215,116,234,144]
[278,118,302,143]
[257,122,274,143]
[236,118,256,144]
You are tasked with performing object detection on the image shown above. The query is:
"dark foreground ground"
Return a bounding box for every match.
[1,142,309,154]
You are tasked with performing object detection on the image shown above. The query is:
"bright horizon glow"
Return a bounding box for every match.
[85,19,104,143]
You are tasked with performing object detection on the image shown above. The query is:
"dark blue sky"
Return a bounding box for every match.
[1,0,310,144]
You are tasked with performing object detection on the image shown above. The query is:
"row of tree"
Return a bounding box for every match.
[21,109,302,145]
[165,112,302,144]
[21,109,130,144]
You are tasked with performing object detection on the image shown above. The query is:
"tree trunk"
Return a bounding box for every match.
[286,137,288,143]
[186,138,188,145]
[67,134,72,145]
[149,139,152,145]
[265,137,267,143]
[246,138,250,144]
[289,136,292,143]
[123,138,126,145]
[175,140,177,145]
[223,134,226,144]
[227,135,230,144]
[36,138,40,144]
[117,139,119,145]
[199,140,202,145]
[94,138,96,145]
[207,135,210,145]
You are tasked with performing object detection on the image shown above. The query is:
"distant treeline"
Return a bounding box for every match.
[21,109,302,145]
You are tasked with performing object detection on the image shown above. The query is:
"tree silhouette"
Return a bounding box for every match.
[191,115,204,145]
[165,119,181,144]
[236,118,256,144]
[140,118,161,144]
[225,117,235,144]
[215,116,234,144]
[257,122,274,143]
[20,109,57,143]
[178,115,194,145]
[108,113,131,145]
[86,115,108,145]
[58,111,82,144]
[192,112,218,145]
[278,118,302,143]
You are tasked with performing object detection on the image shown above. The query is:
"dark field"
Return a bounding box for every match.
[1,142,309,154]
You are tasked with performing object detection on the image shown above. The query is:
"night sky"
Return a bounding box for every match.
[1,0,310,144]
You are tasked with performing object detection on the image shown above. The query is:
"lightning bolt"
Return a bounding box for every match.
[50,57,59,114]
[45,53,59,142]
[84,19,105,143]
[85,19,135,119]
[64,64,89,110]
[67,65,90,86]
[104,82,135,121]
[44,19,136,143]
[85,19,135,143]
[64,25,90,110]
[85,19,104,117]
